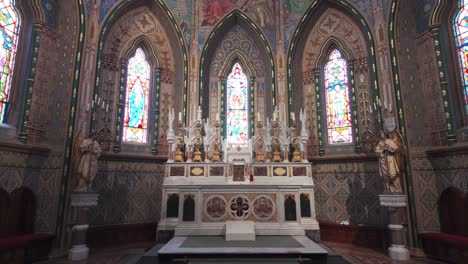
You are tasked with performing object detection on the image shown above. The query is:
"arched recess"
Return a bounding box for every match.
[430,0,468,132]
[199,9,276,129]
[289,1,379,155]
[1,0,35,126]
[92,1,185,155]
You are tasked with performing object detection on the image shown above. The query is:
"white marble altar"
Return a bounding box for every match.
[158,108,319,240]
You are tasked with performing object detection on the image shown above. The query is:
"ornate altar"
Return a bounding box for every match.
[158,108,319,238]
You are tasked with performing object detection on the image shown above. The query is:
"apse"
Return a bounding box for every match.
[199,10,274,139]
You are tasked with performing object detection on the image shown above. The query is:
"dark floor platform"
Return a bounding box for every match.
[134,236,350,264]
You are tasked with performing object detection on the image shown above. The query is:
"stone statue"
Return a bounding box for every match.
[75,132,102,192]
[375,131,403,193]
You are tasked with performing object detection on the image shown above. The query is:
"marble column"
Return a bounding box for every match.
[379,194,410,261]
[68,192,99,261]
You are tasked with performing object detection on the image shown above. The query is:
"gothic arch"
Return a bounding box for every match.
[93,2,183,155]
[430,0,468,127]
[2,0,37,125]
[92,0,187,127]
[121,36,160,66]
[219,51,256,79]
[199,9,276,120]
[287,0,380,129]
[289,3,378,155]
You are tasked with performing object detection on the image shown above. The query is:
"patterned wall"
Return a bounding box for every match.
[88,159,165,225]
[312,159,386,226]
[0,150,63,233]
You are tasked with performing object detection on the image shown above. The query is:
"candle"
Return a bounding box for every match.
[273,111,277,121]
[257,112,260,121]
[106,104,109,112]
[178,112,182,121]
[102,101,105,109]
[87,103,90,112]
[91,100,94,108]
[97,97,101,105]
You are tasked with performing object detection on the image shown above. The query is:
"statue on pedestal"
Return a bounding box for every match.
[174,121,185,162]
[74,132,102,192]
[211,136,222,162]
[192,122,203,162]
[271,121,282,162]
[375,131,404,193]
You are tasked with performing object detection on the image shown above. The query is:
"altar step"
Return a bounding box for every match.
[134,236,350,264]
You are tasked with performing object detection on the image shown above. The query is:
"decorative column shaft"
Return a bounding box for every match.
[220,76,227,139]
[349,61,362,153]
[249,77,255,138]
[18,24,41,143]
[314,69,325,156]
[113,61,128,152]
[430,25,457,145]
[151,67,162,155]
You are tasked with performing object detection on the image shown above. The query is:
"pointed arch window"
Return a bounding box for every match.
[226,63,249,147]
[324,49,353,144]
[454,0,468,114]
[0,0,21,122]
[123,48,150,143]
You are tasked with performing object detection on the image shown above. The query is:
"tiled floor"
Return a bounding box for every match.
[38,242,445,264]
[323,242,445,264]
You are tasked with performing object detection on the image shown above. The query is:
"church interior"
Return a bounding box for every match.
[1,0,468,263]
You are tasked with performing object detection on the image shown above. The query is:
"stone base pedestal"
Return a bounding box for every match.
[68,192,99,261]
[226,221,255,241]
[379,194,410,261]
[69,245,90,261]
[388,244,410,260]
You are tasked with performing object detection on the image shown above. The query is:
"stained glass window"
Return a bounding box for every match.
[0,0,21,122]
[324,49,353,144]
[454,0,468,114]
[123,48,150,143]
[226,63,248,147]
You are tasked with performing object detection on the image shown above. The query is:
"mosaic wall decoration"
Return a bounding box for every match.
[0,151,63,233]
[312,160,385,226]
[202,193,277,222]
[204,195,227,221]
[252,195,275,221]
[88,160,165,226]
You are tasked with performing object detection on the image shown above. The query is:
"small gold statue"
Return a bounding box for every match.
[193,136,203,162]
[292,137,302,162]
[272,136,282,162]
[211,136,221,162]
[174,136,184,162]
[255,140,265,163]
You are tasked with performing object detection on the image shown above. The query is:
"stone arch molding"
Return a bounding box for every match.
[295,7,378,154]
[103,7,174,70]
[302,9,367,70]
[94,5,181,154]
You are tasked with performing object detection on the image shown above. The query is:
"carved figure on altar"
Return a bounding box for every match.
[375,131,404,193]
[254,134,265,162]
[174,135,184,162]
[211,136,222,162]
[193,136,203,162]
[74,132,102,192]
